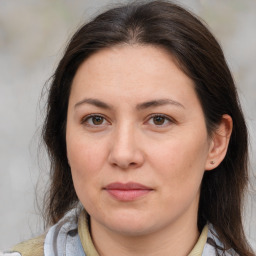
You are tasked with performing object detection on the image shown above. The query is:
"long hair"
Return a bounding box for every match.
[42,1,254,255]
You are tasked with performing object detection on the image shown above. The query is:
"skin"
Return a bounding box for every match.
[66,44,232,256]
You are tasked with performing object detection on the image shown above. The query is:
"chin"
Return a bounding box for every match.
[110,222,154,237]
[102,211,158,236]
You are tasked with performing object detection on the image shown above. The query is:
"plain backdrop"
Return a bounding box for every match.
[0,0,255,250]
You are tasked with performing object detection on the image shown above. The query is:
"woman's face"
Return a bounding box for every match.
[66,45,213,236]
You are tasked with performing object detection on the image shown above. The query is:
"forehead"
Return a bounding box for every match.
[69,44,198,108]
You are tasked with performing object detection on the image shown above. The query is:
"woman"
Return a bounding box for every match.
[4,0,254,255]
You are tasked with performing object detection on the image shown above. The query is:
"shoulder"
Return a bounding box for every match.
[203,224,239,256]
[1,235,45,256]
[1,210,80,256]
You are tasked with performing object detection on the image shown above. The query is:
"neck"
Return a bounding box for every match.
[90,212,199,256]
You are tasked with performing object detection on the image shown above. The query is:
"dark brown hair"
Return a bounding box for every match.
[42,1,254,255]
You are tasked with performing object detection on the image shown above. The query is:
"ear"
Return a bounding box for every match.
[205,114,233,171]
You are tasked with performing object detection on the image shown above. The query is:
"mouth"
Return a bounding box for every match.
[104,182,153,201]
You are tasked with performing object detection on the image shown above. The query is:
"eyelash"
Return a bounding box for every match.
[81,114,175,128]
[146,114,175,127]
[81,114,109,127]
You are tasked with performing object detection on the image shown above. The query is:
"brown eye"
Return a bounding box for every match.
[92,116,104,125]
[153,116,166,125]
[82,115,108,127]
[147,114,173,127]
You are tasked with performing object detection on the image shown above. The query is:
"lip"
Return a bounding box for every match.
[104,182,153,201]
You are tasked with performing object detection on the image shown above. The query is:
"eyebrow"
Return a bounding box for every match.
[136,99,185,110]
[74,98,112,109]
[74,98,184,110]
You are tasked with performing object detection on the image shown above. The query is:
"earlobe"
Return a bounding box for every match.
[205,114,233,171]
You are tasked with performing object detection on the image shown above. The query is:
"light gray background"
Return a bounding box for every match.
[0,0,255,251]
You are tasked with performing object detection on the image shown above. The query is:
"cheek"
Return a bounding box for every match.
[67,135,107,174]
[66,137,107,201]
[148,133,209,195]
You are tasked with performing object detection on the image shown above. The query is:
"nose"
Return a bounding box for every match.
[108,124,145,169]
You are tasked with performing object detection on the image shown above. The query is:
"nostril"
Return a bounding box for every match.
[110,160,139,170]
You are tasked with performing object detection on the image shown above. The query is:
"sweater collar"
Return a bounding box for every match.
[78,210,208,256]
